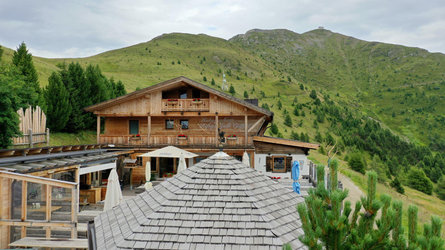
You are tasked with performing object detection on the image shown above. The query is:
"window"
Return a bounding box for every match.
[179,89,187,99]
[266,156,292,173]
[273,157,286,172]
[192,89,201,98]
[165,119,174,129]
[180,120,189,129]
[129,120,139,134]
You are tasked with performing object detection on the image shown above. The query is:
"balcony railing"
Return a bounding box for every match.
[99,135,253,147]
[161,98,210,112]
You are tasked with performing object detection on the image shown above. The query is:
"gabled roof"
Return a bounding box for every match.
[85,76,273,117]
[253,136,319,150]
[93,152,306,249]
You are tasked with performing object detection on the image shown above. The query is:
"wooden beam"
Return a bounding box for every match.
[0,220,75,228]
[215,114,219,146]
[245,115,248,146]
[21,180,27,238]
[248,116,266,133]
[97,116,101,144]
[147,114,151,145]
[156,157,160,173]
[71,185,78,239]
[0,171,76,189]
[45,184,52,238]
[173,158,177,173]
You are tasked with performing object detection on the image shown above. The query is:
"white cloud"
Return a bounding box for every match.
[0,0,444,57]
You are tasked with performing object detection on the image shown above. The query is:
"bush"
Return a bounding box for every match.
[348,152,366,174]
[435,176,445,200]
[390,177,405,194]
[407,168,433,195]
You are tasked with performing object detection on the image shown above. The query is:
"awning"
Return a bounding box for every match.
[139,146,198,159]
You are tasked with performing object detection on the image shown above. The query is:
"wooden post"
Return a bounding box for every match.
[45,184,52,238]
[46,128,50,146]
[173,158,177,173]
[245,115,248,146]
[21,181,27,238]
[96,116,101,144]
[71,185,78,239]
[74,168,80,216]
[156,157,160,173]
[28,129,33,148]
[215,113,219,146]
[147,114,151,145]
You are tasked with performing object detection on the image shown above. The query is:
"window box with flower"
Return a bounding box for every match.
[227,134,237,140]
[177,134,188,140]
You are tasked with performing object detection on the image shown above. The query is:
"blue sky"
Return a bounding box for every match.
[1,0,444,58]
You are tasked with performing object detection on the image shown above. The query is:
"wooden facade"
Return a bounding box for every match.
[85,77,273,149]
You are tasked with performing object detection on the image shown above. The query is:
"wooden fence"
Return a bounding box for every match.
[13,106,49,147]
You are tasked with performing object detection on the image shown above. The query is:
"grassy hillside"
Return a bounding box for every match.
[230,28,445,149]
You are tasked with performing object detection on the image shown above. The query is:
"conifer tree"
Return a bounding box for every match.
[0,72,21,148]
[292,161,444,249]
[114,80,127,97]
[284,114,292,127]
[12,42,41,107]
[44,72,71,131]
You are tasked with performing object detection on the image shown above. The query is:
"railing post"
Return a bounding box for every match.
[46,128,50,146]
[28,129,33,148]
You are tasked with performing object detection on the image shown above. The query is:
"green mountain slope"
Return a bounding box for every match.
[230,28,445,149]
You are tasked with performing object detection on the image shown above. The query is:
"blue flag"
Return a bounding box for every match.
[292,161,300,194]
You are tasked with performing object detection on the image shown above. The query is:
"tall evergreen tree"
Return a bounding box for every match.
[44,72,71,131]
[12,42,41,107]
[114,80,127,97]
[64,62,88,132]
[0,69,21,148]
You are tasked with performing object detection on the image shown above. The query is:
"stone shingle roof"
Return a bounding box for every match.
[93,152,306,249]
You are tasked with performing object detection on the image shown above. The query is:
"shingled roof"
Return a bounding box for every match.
[93,152,306,249]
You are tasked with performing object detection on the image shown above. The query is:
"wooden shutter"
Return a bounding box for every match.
[285,157,292,172]
[266,156,272,172]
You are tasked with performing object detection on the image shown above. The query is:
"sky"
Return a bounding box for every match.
[1,0,444,58]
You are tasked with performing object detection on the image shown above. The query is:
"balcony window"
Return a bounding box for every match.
[179,90,187,99]
[165,119,174,129]
[180,120,189,129]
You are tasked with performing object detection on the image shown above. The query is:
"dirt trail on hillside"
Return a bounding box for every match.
[338,173,364,206]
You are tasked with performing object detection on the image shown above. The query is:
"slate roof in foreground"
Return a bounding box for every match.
[93,152,306,249]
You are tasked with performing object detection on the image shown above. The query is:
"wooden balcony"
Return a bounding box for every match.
[161,98,210,112]
[99,135,253,147]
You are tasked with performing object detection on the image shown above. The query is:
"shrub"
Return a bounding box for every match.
[348,152,366,174]
[436,177,445,200]
[407,168,433,195]
[390,177,405,194]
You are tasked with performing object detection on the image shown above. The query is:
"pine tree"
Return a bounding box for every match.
[270,123,278,134]
[407,168,433,195]
[229,84,235,95]
[0,71,21,147]
[293,164,444,249]
[114,80,127,97]
[12,42,41,107]
[243,90,248,98]
[284,114,292,127]
[211,78,215,85]
[293,106,299,116]
[44,72,71,131]
[277,100,282,110]
[0,46,3,61]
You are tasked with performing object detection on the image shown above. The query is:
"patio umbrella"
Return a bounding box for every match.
[177,153,187,173]
[242,151,250,167]
[104,168,123,211]
[292,161,301,194]
[145,161,153,190]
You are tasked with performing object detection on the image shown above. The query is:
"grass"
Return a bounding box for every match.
[308,150,445,238]
[49,131,96,146]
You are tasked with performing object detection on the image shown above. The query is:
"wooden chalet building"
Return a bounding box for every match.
[85,76,318,178]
